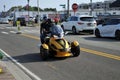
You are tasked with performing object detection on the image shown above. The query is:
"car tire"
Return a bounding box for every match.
[115,30,120,40]
[72,27,77,34]
[40,46,49,60]
[95,29,101,38]
[71,46,80,57]
[71,41,80,57]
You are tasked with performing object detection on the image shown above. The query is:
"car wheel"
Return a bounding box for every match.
[71,46,80,57]
[115,30,120,40]
[95,29,101,38]
[71,41,80,57]
[72,27,77,34]
[40,46,49,60]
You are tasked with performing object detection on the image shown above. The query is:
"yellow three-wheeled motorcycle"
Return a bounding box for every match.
[40,35,80,60]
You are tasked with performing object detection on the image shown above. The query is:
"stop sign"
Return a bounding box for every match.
[72,3,78,12]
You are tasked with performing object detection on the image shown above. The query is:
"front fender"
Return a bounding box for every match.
[71,41,79,47]
[41,44,49,49]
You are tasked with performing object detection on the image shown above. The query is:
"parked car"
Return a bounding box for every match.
[0,18,9,24]
[0,18,2,24]
[61,15,97,34]
[94,18,120,39]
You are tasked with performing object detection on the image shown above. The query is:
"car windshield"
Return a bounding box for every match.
[80,17,95,21]
[111,19,120,24]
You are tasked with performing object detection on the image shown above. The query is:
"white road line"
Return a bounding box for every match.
[0,49,42,80]
[1,31,9,34]
[24,30,39,33]
[10,31,16,33]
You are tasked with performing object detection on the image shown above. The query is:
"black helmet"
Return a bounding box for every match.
[47,18,52,23]
[43,16,47,20]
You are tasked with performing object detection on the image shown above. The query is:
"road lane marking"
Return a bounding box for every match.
[10,31,16,33]
[81,48,120,60]
[0,49,42,80]
[1,31,9,34]
[21,34,40,40]
[21,34,120,61]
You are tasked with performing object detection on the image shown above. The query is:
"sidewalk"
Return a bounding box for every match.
[0,60,16,80]
[0,57,33,80]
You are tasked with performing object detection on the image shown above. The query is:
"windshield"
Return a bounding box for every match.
[80,17,95,21]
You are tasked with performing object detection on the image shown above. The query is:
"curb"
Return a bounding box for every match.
[0,49,42,80]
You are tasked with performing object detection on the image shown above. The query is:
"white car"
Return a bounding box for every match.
[94,18,120,39]
[0,18,9,24]
[61,15,97,34]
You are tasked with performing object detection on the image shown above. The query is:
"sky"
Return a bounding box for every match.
[0,0,105,12]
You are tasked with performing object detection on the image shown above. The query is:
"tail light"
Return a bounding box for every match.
[78,22,84,25]
[94,23,97,26]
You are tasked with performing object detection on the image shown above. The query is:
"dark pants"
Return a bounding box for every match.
[40,33,46,44]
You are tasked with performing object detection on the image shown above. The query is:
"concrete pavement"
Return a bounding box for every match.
[0,48,41,80]
[0,57,33,80]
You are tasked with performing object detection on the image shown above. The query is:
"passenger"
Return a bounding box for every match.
[50,22,64,39]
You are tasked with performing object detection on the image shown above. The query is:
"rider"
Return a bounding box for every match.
[40,19,64,43]
[40,18,52,44]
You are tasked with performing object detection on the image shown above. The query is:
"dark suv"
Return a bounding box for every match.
[17,17,26,26]
[13,17,26,26]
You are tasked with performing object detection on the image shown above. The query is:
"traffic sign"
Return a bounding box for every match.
[60,4,66,8]
[72,3,78,12]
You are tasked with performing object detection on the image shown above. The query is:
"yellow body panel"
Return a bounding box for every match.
[49,37,63,49]
[42,44,49,49]
[49,37,70,50]
[72,41,79,46]
[55,52,72,57]
[0,68,2,73]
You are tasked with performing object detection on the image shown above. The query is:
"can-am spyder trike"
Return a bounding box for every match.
[40,33,80,60]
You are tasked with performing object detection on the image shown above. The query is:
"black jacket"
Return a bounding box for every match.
[40,21,52,34]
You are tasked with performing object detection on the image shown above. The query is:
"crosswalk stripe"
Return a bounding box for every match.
[1,31,9,34]
[10,31,16,33]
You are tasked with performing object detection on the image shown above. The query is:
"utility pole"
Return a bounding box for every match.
[90,0,92,15]
[37,0,40,27]
[67,0,70,18]
[104,1,107,14]
[3,5,5,12]
[27,0,30,24]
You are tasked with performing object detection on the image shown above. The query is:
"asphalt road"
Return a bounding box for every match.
[0,24,120,80]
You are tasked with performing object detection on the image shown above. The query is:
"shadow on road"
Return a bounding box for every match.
[12,53,73,63]
[12,53,42,63]
[83,36,120,42]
